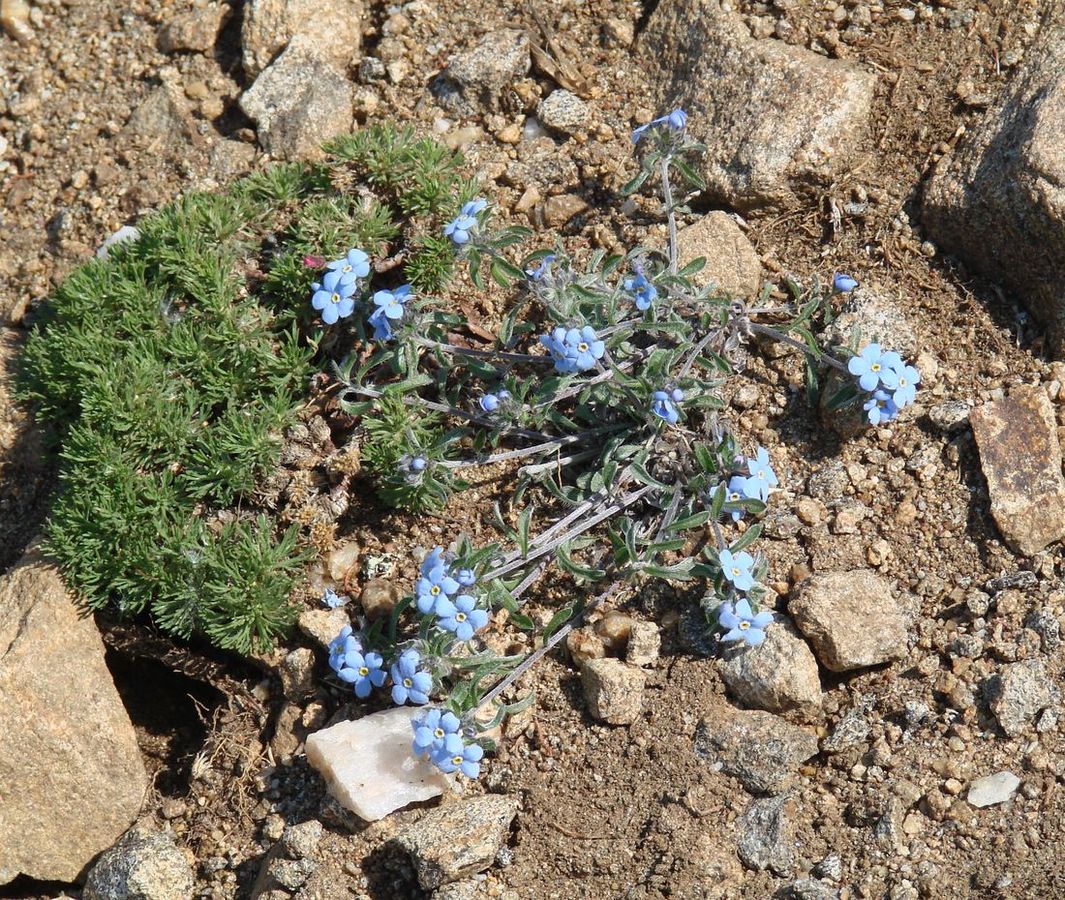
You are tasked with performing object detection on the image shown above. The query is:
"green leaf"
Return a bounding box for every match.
[730,523,763,553]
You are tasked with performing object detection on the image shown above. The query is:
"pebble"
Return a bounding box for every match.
[967,771,1021,807]
[928,401,971,434]
[361,578,400,619]
[988,658,1061,736]
[538,89,591,136]
[0,0,32,44]
[298,607,351,653]
[279,648,315,700]
[581,658,645,725]
[625,620,661,666]
[541,194,589,228]
[736,794,794,875]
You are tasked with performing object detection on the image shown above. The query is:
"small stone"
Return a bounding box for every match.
[305,707,453,821]
[928,401,971,434]
[266,857,316,891]
[813,854,842,880]
[280,648,315,699]
[595,612,635,649]
[0,0,32,45]
[242,0,364,80]
[123,81,202,152]
[718,617,822,722]
[394,794,520,890]
[1025,609,1062,651]
[542,194,589,228]
[626,620,661,666]
[361,578,400,619]
[988,659,1061,737]
[158,3,228,53]
[582,658,645,725]
[695,705,818,794]
[795,499,822,526]
[732,383,761,410]
[83,826,194,900]
[821,697,872,753]
[970,386,1065,556]
[497,124,522,144]
[358,56,386,82]
[967,771,1021,808]
[736,794,794,875]
[279,821,322,859]
[538,89,591,136]
[676,211,763,298]
[298,607,351,653]
[789,570,908,672]
[433,29,530,115]
[604,18,635,47]
[327,541,360,581]
[782,878,839,899]
[566,628,606,665]
[240,37,354,160]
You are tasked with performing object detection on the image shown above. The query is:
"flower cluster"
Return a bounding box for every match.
[444,198,487,246]
[540,326,605,374]
[847,343,921,425]
[310,249,370,324]
[327,626,435,705]
[411,708,484,778]
[631,108,688,144]
[415,548,488,642]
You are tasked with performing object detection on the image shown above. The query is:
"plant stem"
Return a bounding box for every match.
[747,322,849,373]
[415,337,546,365]
[660,156,679,276]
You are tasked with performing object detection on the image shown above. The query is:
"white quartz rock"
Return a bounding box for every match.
[967,771,1021,808]
[305,707,452,821]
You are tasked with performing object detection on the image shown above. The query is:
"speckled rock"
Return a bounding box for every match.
[394,794,520,890]
[988,659,1061,737]
[538,89,591,136]
[695,704,818,794]
[789,571,908,672]
[82,826,193,900]
[0,554,148,886]
[718,617,822,722]
[306,707,453,821]
[642,0,876,210]
[242,0,364,79]
[240,36,354,160]
[923,1,1065,353]
[676,211,764,298]
[736,794,795,875]
[158,2,229,53]
[298,606,351,653]
[970,386,1065,556]
[432,29,530,116]
[581,657,646,725]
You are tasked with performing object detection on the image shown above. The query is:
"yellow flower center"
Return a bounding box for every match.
[577,342,589,352]
[433,727,444,739]
[430,585,441,595]
[342,264,352,273]
[452,755,463,765]
[871,362,881,372]
[898,377,908,387]
[358,666,369,676]
[731,567,741,577]
[403,678,412,687]
[738,621,750,630]
[330,292,340,304]
[729,492,740,502]
[455,612,467,623]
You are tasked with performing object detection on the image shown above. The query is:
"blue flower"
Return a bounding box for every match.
[337,649,387,698]
[421,547,446,577]
[461,198,488,217]
[651,390,680,425]
[745,447,778,502]
[322,588,347,609]
[719,548,756,592]
[539,325,605,373]
[435,594,489,641]
[632,108,688,143]
[431,733,484,778]
[326,248,370,286]
[311,270,356,325]
[390,649,433,706]
[833,273,859,293]
[722,475,751,522]
[415,556,460,615]
[455,568,476,587]
[444,212,479,245]
[480,393,501,412]
[863,389,899,425]
[526,254,555,281]
[624,270,658,311]
[411,708,461,757]
[880,360,920,407]
[368,307,393,341]
[719,598,773,647]
[328,625,360,674]
[847,343,896,393]
[399,454,428,477]
[373,284,411,321]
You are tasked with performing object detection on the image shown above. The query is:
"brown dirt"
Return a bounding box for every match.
[2,0,1065,898]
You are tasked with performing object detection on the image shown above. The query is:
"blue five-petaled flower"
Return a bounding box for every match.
[624,270,658,311]
[415,550,460,615]
[411,708,461,757]
[651,388,684,425]
[368,284,412,341]
[322,588,347,609]
[723,475,751,522]
[432,734,485,778]
[863,389,898,425]
[539,325,606,373]
[719,598,773,647]
[328,625,360,674]
[444,199,487,245]
[327,248,370,286]
[390,649,433,706]
[719,548,756,592]
[436,594,489,642]
[745,447,778,502]
[833,272,859,293]
[337,649,387,699]
[311,270,355,325]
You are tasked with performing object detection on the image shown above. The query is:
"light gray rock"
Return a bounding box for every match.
[97,225,141,259]
[782,879,840,900]
[822,282,919,358]
[305,706,452,821]
[988,658,1061,737]
[695,705,818,794]
[298,606,351,653]
[0,554,148,886]
[242,0,364,79]
[642,0,876,210]
[922,1,1065,353]
[736,794,794,875]
[718,616,822,722]
[538,89,591,136]
[970,386,1065,556]
[432,29,530,116]
[240,36,354,160]
[394,795,520,890]
[82,826,193,900]
[626,620,661,666]
[122,80,202,152]
[280,820,322,859]
[928,401,972,434]
[581,657,645,725]
[676,211,764,299]
[789,571,908,672]
[968,771,1021,808]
